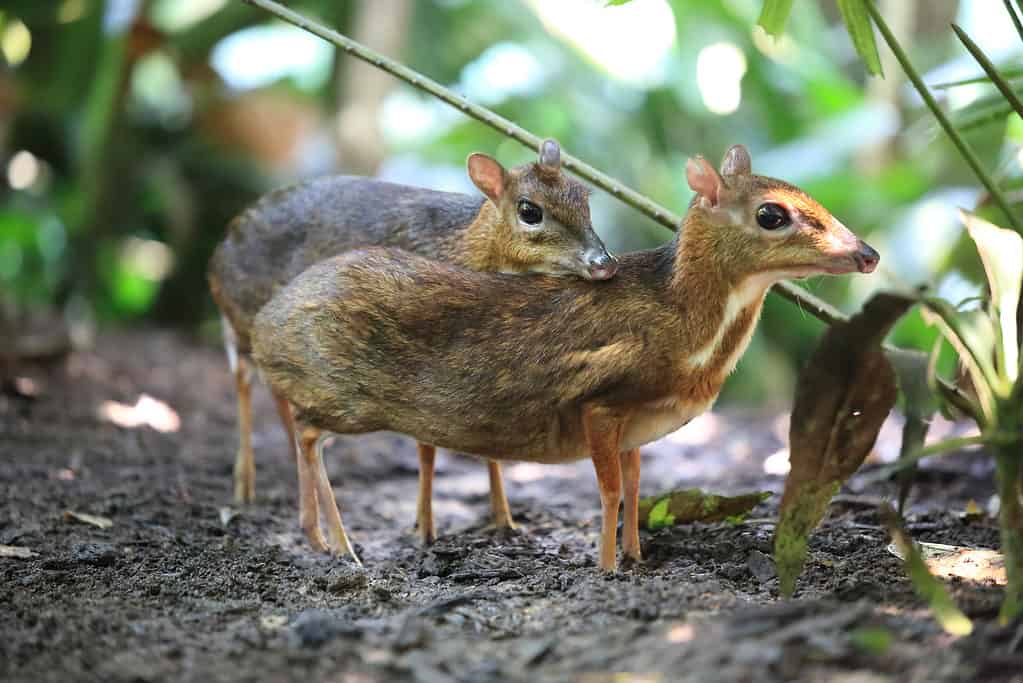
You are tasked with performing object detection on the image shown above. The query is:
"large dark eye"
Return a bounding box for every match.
[517,200,543,225]
[756,202,790,230]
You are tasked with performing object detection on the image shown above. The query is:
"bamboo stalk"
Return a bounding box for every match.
[866,2,1021,231]
[1004,0,1023,45]
[240,0,845,326]
[952,24,1023,122]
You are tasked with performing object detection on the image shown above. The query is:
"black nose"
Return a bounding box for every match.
[586,251,618,280]
[853,240,879,273]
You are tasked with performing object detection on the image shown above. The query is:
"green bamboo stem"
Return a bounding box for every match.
[866,2,1022,232]
[951,24,1023,123]
[1004,0,1023,45]
[241,0,846,327]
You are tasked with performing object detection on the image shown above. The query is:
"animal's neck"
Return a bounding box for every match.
[455,200,506,272]
[667,214,776,380]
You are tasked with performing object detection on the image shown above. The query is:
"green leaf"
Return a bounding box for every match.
[604,0,634,5]
[837,0,883,77]
[640,489,770,531]
[775,292,910,596]
[850,627,894,656]
[932,66,1023,89]
[961,210,1023,386]
[880,504,974,636]
[921,299,1000,422]
[647,497,675,531]
[757,0,795,37]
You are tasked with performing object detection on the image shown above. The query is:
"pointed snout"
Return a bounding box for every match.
[852,240,879,274]
[585,249,618,281]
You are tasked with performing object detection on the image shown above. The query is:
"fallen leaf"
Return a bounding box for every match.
[880,503,973,636]
[775,292,912,596]
[0,544,37,559]
[64,510,113,529]
[639,489,771,530]
[886,540,1005,585]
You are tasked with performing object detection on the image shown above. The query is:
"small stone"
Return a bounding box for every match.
[748,549,777,583]
[71,542,117,567]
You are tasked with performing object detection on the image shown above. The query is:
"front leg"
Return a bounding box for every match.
[621,448,642,562]
[583,406,625,573]
[416,443,437,545]
[487,461,515,530]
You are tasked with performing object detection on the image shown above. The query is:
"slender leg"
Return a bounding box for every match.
[311,434,361,563]
[621,448,642,562]
[297,425,328,552]
[233,357,256,504]
[272,391,300,464]
[584,407,625,573]
[416,443,437,545]
[488,461,515,529]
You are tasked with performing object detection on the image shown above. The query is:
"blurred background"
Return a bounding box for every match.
[0,0,1019,405]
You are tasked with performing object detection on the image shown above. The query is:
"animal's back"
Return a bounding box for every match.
[209,176,485,352]
[252,247,683,462]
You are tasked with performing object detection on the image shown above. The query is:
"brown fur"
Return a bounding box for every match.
[209,153,607,354]
[252,147,879,570]
[207,140,613,507]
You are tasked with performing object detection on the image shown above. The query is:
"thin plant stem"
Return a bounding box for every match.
[952,24,1023,122]
[241,0,848,327]
[242,0,678,228]
[1004,0,1023,45]
[996,450,1023,622]
[866,2,1022,231]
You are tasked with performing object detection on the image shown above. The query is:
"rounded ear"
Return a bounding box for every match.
[720,144,751,177]
[686,156,724,207]
[539,138,561,171]
[467,153,506,203]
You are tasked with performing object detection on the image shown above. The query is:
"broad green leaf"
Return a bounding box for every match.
[880,504,974,636]
[837,0,883,77]
[757,0,795,37]
[640,489,770,531]
[605,0,634,5]
[961,210,1023,386]
[776,292,909,596]
[921,300,999,422]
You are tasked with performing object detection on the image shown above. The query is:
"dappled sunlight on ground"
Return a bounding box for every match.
[97,394,180,433]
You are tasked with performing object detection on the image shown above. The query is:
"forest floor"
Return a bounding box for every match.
[2,330,1020,683]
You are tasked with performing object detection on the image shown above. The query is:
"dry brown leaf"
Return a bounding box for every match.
[887,541,1006,585]
[775,292,913,596]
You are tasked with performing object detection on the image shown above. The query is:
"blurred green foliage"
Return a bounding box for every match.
[0,0,1019,404]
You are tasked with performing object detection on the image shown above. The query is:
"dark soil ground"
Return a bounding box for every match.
[2,330,1021,683]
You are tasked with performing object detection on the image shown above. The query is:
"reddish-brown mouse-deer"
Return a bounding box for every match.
[209,139,615,548]
[252,144,879,570]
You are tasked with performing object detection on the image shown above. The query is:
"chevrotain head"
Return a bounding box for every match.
[466,138,617,280]
[684,144,878,280]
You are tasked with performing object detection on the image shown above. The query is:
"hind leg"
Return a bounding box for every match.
[232,357,256,504]
[296,425,328,552]
[487,461,515,529]
[308,430,360,562]
[272,391,300,463]
[416,443,437,545]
